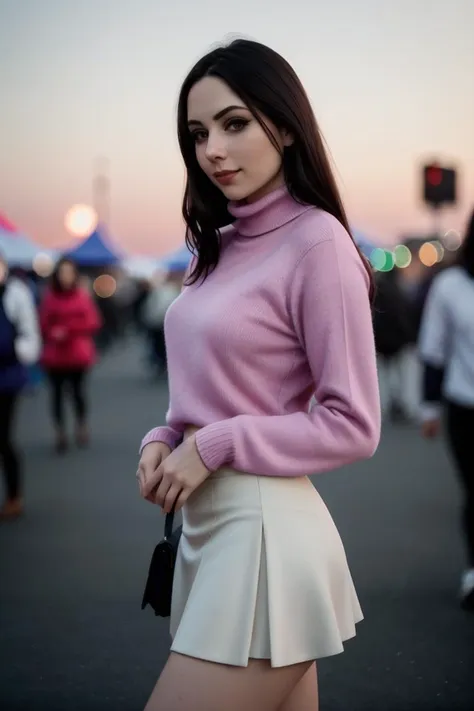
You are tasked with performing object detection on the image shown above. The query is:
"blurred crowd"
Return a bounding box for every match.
[373,239,461,423]
[0,209,473,609]
[0,255,187,519]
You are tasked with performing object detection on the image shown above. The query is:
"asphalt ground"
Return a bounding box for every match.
[1,340,473,710]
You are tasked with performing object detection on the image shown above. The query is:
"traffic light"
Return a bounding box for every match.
[423,163,456,208]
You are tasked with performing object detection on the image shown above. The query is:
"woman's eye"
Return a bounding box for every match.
[226,118,249,132]
[191,130,207,144]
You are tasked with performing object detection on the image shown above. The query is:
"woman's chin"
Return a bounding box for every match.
[217,183,251,201]
[227,175,285,204]
[213,175,277,204]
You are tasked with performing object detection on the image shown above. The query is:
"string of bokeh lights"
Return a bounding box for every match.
[30,204,464,287]
[369,229,462,272]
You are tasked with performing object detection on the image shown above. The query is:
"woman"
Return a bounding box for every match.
[40,258,101,452]
[137,40,380,711]
[0,255,41,519]
[419,208,474,611]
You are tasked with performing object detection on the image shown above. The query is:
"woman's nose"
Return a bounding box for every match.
[205,131,227,162]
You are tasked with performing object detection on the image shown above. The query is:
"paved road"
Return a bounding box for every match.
[1,340,473,710]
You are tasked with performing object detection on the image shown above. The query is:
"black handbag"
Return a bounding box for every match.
[141,509,183,617]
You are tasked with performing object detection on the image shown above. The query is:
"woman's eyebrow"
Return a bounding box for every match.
[187,105,248,127]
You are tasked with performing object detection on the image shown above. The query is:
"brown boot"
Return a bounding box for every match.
[75,422,89,448]
[55,429,68,454]
[0,497,24,520]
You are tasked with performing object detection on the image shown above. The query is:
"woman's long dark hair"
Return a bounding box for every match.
[458,208,474,277]
[177,39,374,297]
[51,257,80,292]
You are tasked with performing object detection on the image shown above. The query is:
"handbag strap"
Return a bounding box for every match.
[164,509,175,539]
[163,434,184,540]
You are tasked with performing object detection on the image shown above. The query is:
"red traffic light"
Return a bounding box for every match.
[422,163,456,208]
[426,165,442,186]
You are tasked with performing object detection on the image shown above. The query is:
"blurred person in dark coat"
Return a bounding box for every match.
[373,270,419,422]
[0,255,41,520]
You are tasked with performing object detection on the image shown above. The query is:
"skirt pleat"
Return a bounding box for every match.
[169,468,363,668]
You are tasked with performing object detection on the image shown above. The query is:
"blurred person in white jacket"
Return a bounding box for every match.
[418,208,474,610]
[142,273,181,374]
[0,255,41,519]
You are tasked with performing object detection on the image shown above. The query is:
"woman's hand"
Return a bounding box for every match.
[421,418,441,439]
[137,441,172,504]
[141,435,211,513]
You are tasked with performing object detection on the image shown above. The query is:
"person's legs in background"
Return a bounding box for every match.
[397,345,421,421]
[386,349,419,424]
[46,369,68,453]
[69,369,89,446]
[376,354,392,421]
[155,325,167,374]
[0,391,23,519]
[446,401,474,610]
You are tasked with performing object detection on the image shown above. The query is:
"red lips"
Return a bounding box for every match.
[213,170,240,185]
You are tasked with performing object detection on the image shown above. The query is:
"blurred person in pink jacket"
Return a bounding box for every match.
[40,258,101,453]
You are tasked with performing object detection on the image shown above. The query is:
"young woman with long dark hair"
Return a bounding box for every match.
[419,208,474,610]
[136,39,380,711]
[40,258,101,452]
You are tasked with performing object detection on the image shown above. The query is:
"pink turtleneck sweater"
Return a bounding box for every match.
[140,187,381,477]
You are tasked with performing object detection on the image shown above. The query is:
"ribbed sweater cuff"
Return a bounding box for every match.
[195,420,235,472]
[139,427,181,455]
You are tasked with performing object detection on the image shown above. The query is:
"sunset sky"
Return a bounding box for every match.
[1,0,473,256]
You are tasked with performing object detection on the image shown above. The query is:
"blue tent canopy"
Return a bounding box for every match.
[351,229,378,259]
[159,244,193,272]
[64,225,122,267]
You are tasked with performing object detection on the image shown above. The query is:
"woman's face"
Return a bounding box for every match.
[0,259,8,284]
[57,262,76,289]
[187,77,292,203]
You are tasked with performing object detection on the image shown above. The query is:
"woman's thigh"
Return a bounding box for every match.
[277,662,318,711]
[144,653,313,711]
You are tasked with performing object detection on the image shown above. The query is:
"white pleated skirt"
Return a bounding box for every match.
[169,467,363,668]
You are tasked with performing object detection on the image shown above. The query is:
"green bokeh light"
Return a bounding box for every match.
[370,248,394,271]
[394,244,412,268]
[370,248,387,270]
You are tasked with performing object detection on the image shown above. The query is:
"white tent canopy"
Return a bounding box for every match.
[122,255,163,279]
[0,229,58,269]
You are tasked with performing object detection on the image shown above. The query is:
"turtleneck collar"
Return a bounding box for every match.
[227,185,313,238]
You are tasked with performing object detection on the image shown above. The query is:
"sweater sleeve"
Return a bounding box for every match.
[139,425,183,454]
[418,274,451,368]
[417,273,451,420]
[11,281,41,366]
[195,230,381,477]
